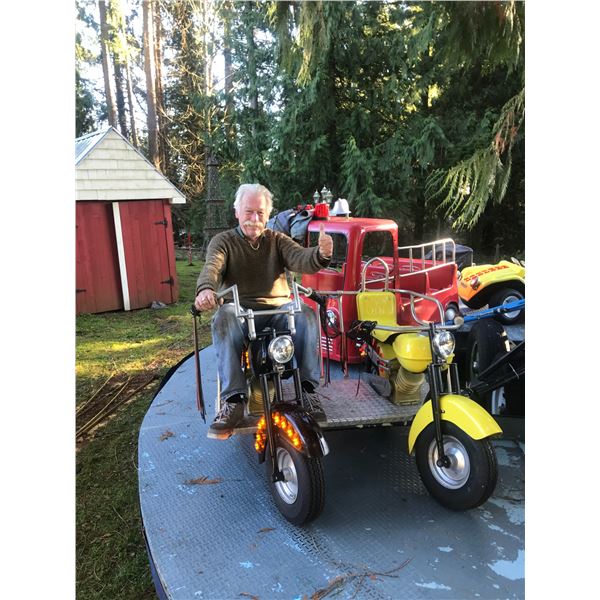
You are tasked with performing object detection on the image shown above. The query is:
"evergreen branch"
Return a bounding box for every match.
[425,87,524,230]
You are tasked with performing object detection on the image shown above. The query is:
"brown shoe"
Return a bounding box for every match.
[207,400,245,439]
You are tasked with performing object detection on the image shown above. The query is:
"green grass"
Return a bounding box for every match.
[76,259,212,599]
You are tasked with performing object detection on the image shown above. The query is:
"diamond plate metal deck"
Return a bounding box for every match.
[139,346,524,599]
[233,378,423,436]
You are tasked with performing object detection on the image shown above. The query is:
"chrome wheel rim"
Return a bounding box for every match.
[427,435,470,489]
[444,305,459,322]
[274,447,298,504]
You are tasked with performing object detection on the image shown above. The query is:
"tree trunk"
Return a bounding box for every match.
[244,3,258,133]
[98,0,117,128]
[109,0,138,146]
[125,58,139,147]
[143,0,160,167]
[223,1,235,142]
[203,0,214,99]
[113,60,128,137]
[153,1,168,172]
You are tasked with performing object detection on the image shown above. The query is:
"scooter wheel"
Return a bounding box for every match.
[266,435,325,525]
[415,421,498,510]
[490,287,524,325]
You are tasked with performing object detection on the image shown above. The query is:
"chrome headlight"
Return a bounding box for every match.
[432,331,455,359]
[268,335,294,364]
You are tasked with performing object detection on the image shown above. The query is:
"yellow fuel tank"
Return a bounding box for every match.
[392,333,432,373]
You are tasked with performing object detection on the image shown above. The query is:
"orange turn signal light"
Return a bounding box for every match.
[254,411,303,453]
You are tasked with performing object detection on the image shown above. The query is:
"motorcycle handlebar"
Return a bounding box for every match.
[211,282,310,340]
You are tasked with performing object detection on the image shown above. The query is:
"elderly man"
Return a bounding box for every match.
[195,183,333,439]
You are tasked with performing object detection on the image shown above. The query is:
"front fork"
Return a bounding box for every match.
[427,363,451,468]
[427,323,462,468]
[261,364,303,483]
[259,365,310,482]
[260,371,285,483]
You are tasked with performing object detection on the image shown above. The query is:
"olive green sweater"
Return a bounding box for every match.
[195,227,329,310]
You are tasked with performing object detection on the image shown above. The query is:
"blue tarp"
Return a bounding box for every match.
[267,208,314,244]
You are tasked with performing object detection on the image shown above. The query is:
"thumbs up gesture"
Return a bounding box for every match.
[318,223,333,259]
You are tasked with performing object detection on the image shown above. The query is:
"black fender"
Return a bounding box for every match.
[257,403,329,462]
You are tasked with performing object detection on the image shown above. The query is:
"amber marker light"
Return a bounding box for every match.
[255,416,267,452]
[254,411,304,452]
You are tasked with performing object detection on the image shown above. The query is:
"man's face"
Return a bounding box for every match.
[236,193,269,242]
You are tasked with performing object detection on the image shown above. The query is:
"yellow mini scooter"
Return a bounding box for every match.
[351,258,502,510]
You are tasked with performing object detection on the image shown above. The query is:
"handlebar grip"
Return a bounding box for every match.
[306,289,326,308]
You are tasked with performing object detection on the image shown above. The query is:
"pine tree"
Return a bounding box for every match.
[76,0,102,134]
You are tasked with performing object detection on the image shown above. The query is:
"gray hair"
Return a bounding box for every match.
[234,183,273,215]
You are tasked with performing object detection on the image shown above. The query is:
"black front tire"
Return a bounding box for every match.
[415,421,498,510]
[489,287,524,325]
[267,435,325,525]
[466,320,508,411]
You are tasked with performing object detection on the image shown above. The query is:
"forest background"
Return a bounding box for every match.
[76,0,525,258]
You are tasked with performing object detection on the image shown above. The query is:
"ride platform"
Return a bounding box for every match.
[233,375,425,436]
[138,346,525,599]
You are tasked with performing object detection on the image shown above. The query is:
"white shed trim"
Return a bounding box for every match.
[112,202,131,311]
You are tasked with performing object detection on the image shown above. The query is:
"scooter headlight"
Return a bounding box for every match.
[268,335,294,364]
[432,331,455,360]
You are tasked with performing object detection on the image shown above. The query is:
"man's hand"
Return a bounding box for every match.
[318,223,333,259]
[195,289,217,312]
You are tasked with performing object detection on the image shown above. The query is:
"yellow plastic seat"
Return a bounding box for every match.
[355,291,398,342]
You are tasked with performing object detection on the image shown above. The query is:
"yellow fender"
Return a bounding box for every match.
[408,394,502,454]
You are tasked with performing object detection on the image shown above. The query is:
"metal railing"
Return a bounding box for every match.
[397,238,456,273]
[311,258,462,331]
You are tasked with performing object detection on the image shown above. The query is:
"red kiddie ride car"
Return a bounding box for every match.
[300,213,461,367]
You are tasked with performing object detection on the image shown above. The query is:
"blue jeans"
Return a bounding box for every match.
[211,302,320,402]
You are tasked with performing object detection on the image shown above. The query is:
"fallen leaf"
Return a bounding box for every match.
[159,430,174,441]
[257,527,275,534]
[239,593,259,600]
[185,476,223,485]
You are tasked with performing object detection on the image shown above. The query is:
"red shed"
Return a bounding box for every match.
[75,127,186,314]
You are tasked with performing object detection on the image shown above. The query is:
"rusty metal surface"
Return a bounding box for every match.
[139,346,524,599]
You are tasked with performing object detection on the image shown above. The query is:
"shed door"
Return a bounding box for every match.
[76,202,123,314]
[118,200,177,310]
